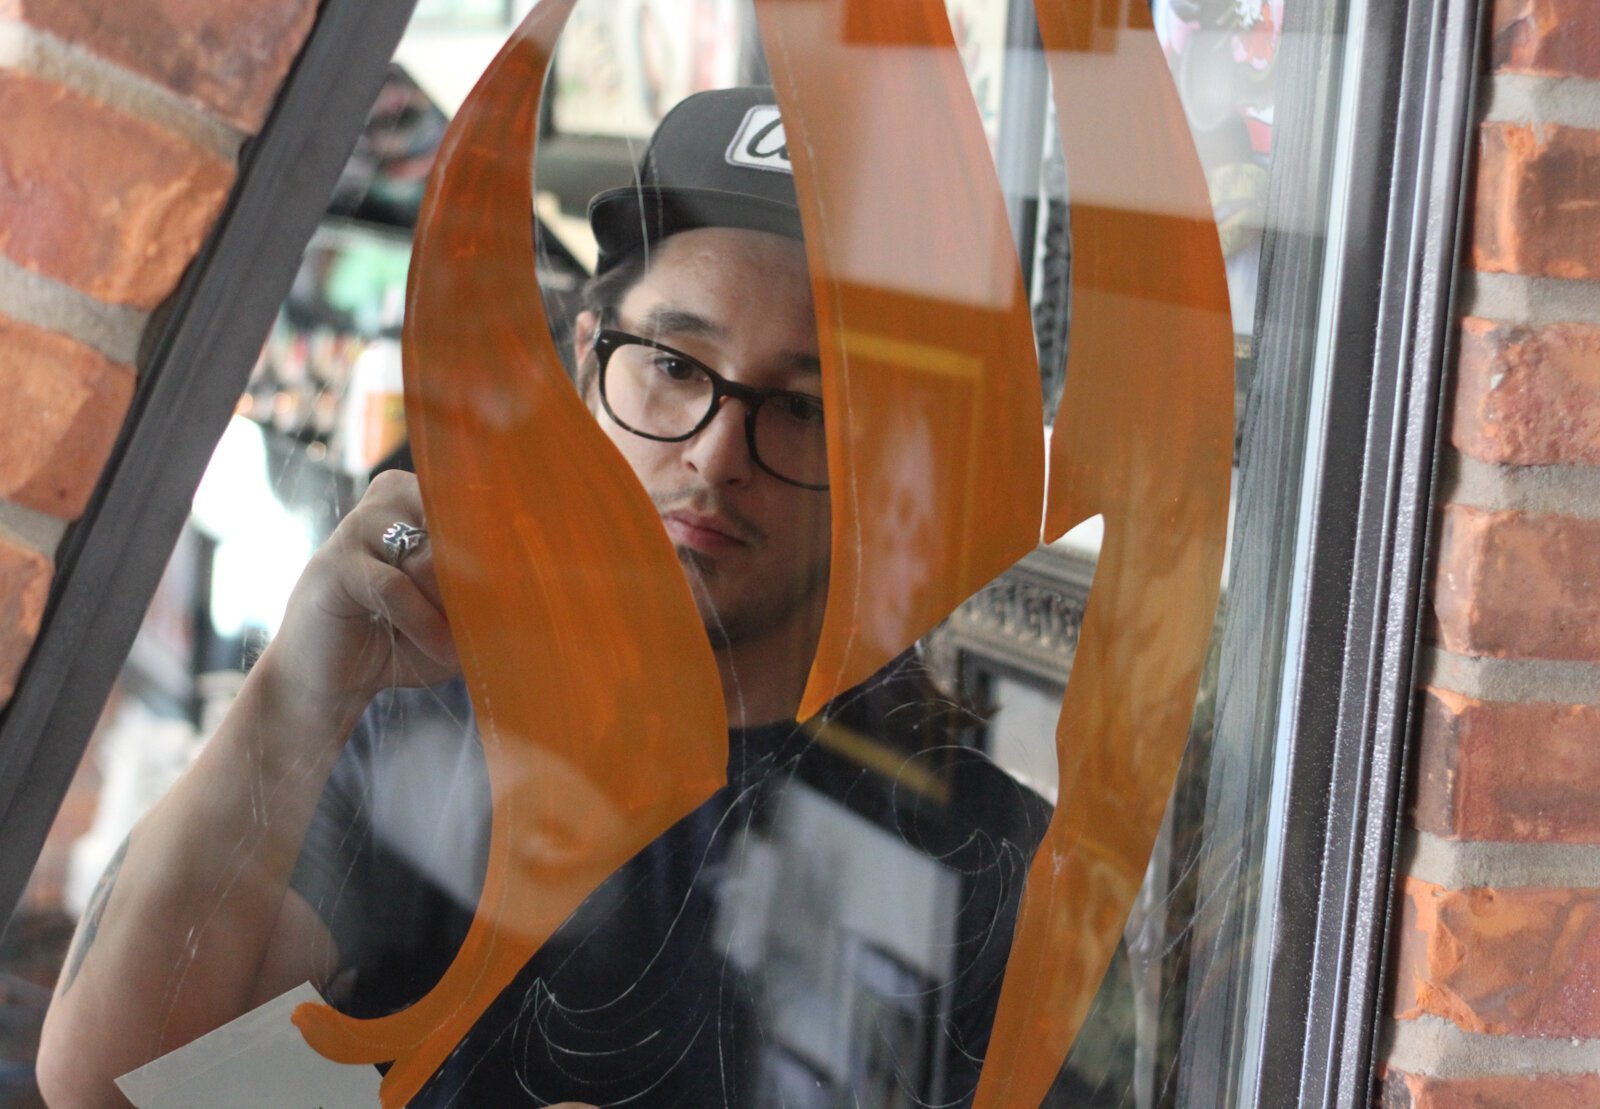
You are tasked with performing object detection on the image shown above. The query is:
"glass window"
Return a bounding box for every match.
[5,0,1380,1105]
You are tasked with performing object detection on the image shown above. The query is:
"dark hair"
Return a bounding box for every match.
[574,249,649,399]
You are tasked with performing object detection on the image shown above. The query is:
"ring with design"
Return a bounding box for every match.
[381,522,428,565]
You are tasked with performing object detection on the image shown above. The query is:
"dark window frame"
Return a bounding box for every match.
[1208,0,1491,1103]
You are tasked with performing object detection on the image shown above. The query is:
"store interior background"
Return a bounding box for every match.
[0,0,1279,1103]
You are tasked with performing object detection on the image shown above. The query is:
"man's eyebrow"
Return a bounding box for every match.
[635,304,821,377]
[635,306,724,340]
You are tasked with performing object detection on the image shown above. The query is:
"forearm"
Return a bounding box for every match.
[38,643,369,1105]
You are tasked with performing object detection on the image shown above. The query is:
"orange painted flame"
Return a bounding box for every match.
[289,0,1231,1104]
[972,2,1234,1104]
[290,3,728,1105]
[752,0,1047,721]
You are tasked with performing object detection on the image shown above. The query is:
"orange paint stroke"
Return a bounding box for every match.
[975,2,1234,1105]
[753,0,1046,721]
[290,2,729,1105]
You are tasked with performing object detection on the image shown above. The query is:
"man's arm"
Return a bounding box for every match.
[37,471,459,1108]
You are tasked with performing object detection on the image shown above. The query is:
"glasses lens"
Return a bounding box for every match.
[753,393,828,488]
[603,340,714,438]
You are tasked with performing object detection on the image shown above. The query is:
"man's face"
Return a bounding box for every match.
[576,227,831,655]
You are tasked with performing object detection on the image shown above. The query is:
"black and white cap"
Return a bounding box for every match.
[588,86,802,276]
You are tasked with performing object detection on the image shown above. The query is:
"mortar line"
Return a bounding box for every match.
[1463,271,1600,327]
[1420,644,1600,705]
[0,20,244,161]
[0,498,67,559]
[1484,72,1600,131]
[0,255,148,366]
[1386,1014,1600,1079]
[1402,828,1600,891]
[1441,452,1600,522]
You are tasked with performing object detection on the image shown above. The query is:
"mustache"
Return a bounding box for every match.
[650,488,765,546]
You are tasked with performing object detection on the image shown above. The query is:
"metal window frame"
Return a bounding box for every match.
[0,0,419,925]
[1239,0,1490,1103]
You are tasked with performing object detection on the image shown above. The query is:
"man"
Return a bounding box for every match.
[39,86,1047,1107]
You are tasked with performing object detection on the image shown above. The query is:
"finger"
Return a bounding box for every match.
[352,476,447,612]
[394,537,446,614]
[338,557,459,673]
[361,467,423,515]
[342,470,427,560]
[366,528,446,615]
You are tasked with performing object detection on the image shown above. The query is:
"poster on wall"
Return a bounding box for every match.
[553,0,747,138]
[1154,0,1283,336]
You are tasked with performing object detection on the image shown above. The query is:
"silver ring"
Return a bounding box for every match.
[381,521,428,566]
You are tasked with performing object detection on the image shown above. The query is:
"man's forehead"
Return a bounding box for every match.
[619,230,817,330]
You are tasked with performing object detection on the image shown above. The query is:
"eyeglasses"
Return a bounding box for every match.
[594,328,829,490]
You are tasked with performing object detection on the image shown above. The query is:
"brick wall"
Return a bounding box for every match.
[0,0,318,707]
[1382,1,1600,1104]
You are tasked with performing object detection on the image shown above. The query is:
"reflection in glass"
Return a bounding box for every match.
[16,0,1350,1106]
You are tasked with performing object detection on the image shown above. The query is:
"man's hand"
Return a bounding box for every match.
[263,469,460,708]
[38,470,468,1107]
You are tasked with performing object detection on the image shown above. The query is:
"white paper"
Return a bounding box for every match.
[115,983,385,1108]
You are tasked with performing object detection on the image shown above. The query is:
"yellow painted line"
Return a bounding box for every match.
[837,328,983,381]
[804,718,952,805]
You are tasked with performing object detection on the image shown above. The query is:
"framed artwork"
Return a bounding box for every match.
[552,0,748,138]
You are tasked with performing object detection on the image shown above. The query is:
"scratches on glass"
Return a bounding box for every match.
[291,3,729,1105]
[974,3,1235,1104]
[752,0,1047,721]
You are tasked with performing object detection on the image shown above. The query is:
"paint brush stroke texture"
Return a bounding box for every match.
[752,0,1046,721]
[973,3,1234,1105]
[293,0,1231,1105]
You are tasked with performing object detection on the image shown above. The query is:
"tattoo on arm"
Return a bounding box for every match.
[59,836,130,994]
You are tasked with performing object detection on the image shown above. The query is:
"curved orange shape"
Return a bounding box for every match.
[974,3,1234,1105]
[752,0,1047,721]
[290,2,728,1105]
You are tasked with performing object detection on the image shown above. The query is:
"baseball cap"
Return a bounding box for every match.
[588,86,803,276]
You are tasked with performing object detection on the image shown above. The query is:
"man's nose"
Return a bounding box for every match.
[683,396,754,486]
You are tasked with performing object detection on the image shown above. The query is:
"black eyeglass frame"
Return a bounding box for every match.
[593,327,831,491]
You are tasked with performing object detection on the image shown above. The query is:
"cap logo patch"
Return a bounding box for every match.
[725,105,791,175]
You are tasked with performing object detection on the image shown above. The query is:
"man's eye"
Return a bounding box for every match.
[774,394,825,424]
[649,354,700,381]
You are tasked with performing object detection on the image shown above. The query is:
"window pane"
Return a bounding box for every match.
[13,0,1359,1105]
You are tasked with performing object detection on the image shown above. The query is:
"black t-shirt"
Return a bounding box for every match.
[291,672,1052,1107]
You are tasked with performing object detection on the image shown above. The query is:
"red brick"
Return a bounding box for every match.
[1472,122,1600,281]
[0,534,52,704]
[0,70,234,310]
[1415,688,1600,842]
[1453,318,1600,466]
[1394,877,1600,1038]
[1433,505,1600,661]
[1387,1070,1600,1109]
[0,0,318,134]
[1492,0,1600,81]
[0,315,135,520]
